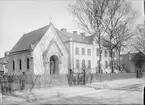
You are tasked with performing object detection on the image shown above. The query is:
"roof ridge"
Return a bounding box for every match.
[10,23,52,53]
[25,24,50,35]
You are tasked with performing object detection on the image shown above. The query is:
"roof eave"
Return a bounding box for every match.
[9,49,31,56]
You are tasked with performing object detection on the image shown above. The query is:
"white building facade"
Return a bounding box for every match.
[8,23,117,76]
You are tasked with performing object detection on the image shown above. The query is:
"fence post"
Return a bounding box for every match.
[83,69,86,85]
[69,69,72,86]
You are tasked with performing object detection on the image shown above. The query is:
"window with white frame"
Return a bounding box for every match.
[76,59,79,68]
[105,50,108,57]
[82,60,86,68]
[105,61,108,68]
[88,60,91,69]
[75,47,79,55]
[87,49,91,56]
[82,48,85,55]
[113,52,115,57]
[97,48,99,56]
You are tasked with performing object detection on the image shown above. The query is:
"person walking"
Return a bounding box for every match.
[21,72,26,91]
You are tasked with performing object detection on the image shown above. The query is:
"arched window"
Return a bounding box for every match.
[76,59,79,68]
[19,59,22,70]
[12,60,15,71]
[113,52,115,57]
[88,60,91,68]
[82,60,86,68]
[105,61,108,68]
[97,48,99,56]
[105,50,107,57]
[27,58,30,69]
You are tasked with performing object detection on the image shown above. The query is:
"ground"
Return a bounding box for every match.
[0,78,144,104]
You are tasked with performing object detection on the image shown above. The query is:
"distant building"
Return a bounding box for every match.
[120,52,145,73]
[0,51,9,75]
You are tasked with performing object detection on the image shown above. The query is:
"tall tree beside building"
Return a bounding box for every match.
[115,23,135,71]
[69,0,110,73]
[69,0,136,73]
[131,24,145,53]
[102,0,137,73]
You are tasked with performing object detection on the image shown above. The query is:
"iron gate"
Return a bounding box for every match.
[68,69,86,86]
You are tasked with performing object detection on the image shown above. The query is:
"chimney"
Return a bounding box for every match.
[80,32,85,36]
[73,31,77,34]
[4,51,9,57]
[60,28,67,32]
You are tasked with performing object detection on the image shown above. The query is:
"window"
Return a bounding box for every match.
[87,49,91,56]
[88,60,91,68]
[27,58,30,69]
[12,60,15,71]
[97,60,99,65]
[82,48,85,55]
[19,59,22,70]
[76,59,79,68]
[75,47,79,55]
[97,48,99,56]
[113,52,115,57]
[105,50,107,57]
[105,61,108,68]
[120,57,123,60]
[82,60,86,68]
[109,51,111,57]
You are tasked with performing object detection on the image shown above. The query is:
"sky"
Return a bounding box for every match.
[0,0,144,58]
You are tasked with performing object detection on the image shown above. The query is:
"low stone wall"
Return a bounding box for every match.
[34,72,144,87]
[90,72,137,83]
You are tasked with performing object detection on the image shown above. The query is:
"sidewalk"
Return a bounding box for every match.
[1,78,144,104]
[87,78,145,89]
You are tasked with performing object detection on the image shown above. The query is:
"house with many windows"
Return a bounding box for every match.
[6,22,117,84]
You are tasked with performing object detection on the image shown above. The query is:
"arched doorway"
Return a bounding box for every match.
[50,55,59,75]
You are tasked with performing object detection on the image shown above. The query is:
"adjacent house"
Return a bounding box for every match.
[0,52,9,75]
[120,51,145,73]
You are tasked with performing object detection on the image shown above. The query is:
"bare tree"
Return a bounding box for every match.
[115,23,135,71]
[131,24,145,53]
[102,0,137,73]
[69,0,110,73]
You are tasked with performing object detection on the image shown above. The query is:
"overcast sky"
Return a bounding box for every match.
[0,0,144,58]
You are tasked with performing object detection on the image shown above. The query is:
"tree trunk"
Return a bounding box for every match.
[98,43,102,73]
[118,48,121,71]
[98,35,102,73]
[110,50,114,73]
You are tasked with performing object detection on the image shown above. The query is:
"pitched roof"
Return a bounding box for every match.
[120,52,137,57]
[10,23,52,53]
[56,29,110,46]
[10,23,110,53]
[55,29,92,44]
[131,51,145,62]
